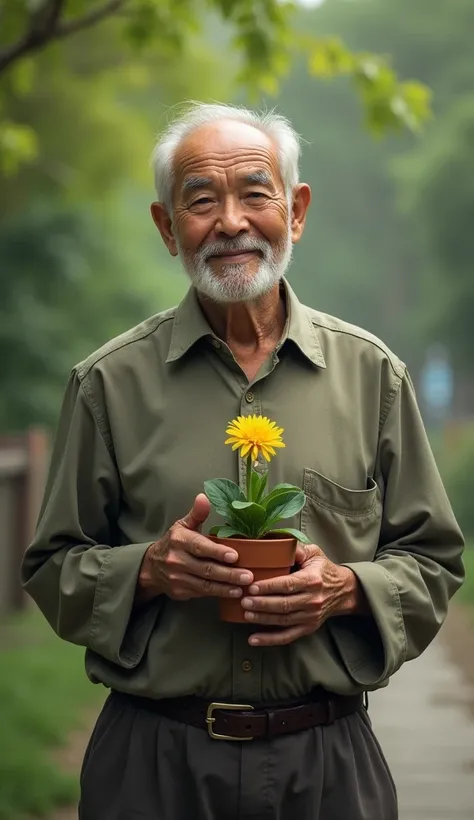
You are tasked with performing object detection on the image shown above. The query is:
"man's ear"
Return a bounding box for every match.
[290,184,311,244]
[151,202,178,256]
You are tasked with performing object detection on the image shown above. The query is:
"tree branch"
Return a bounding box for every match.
[0,0,127,76]
[26,0,67,43]
[42,0,68,33]
[55,0,127,39]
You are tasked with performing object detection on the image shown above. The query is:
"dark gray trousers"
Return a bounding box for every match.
[79,692,398,820]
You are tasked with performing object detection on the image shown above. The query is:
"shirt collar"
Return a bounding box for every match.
[281,279,326,369]
[165,285,215,363]
[166,277,326,369]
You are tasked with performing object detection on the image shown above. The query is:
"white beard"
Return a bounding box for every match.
[176,220,293,304]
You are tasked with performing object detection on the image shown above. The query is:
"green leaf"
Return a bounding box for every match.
[9,58,36,97]
[210,512,251,537]
[263,483,297,503]
[263,490,306,521]
[307,37,355,78]
[214,526,248,538]
[267,528,312,544]
[231,500,267,533]
[204,478,245,517]
[228,511,252,537]
[255,471,268,503]
[209,525,221,535]
[250,469,260,501]
[250,470,268,503]
[0,122,38,176]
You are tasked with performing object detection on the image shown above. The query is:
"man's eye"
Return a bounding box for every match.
[246,191,267,200]
[192,197,213,206]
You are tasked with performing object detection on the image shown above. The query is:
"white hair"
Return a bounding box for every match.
[151,102,301,212]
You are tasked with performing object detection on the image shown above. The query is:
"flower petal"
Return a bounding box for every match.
[224,414,285,458]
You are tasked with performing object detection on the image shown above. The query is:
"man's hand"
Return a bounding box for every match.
[137,493,254,602]
[241,543,369,647]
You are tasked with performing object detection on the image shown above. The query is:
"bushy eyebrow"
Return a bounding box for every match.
[243,170,272,186]
[181,176,213,193]
[181,170,273,196]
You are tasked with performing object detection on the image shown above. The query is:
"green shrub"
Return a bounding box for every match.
[0,608,104,819]
[441,429,474,540]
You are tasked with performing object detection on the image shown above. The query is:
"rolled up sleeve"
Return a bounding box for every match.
[328,370,465,688]
[21,370,161,668]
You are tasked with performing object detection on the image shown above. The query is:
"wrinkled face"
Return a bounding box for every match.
[152,120,310,303]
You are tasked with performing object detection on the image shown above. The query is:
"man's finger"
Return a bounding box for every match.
[184,574,244,598]
[243,609,311,627]
[241,593,311,613]
[179,493,211,531]
[295,543,326,564]
[248,625,310,647]
[185,554,253,587]
[181,530,239,564]
[248,570,309,596]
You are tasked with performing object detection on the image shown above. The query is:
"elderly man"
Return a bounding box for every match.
[22,102,464,820]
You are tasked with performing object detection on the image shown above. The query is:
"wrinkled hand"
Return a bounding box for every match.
[138,494,253,601]
[241,543,366,647]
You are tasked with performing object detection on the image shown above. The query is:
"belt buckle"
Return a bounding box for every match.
[206,702,254,741]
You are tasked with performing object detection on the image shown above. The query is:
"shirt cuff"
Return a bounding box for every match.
[89,543,161,668]
[327,560,407,687]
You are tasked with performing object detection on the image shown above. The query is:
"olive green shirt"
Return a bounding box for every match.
[22,279,464,702]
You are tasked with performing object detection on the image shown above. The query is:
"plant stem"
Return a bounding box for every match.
[246,454,253,501]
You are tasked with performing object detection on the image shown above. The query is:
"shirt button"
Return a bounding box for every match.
[211,338,221,348]
[242,660,252,673]
[245,391,254,403]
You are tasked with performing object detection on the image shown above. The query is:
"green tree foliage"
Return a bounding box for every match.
[0,0,435,433]
[0,17,232,211]
[0,15,224,429]
[396,98,474,375]
[441,428,474,539]
[337,0,474,378]
[271,0,474,386]
[0,204,150,428]
[0,192,189,430]
[0,0,430,176]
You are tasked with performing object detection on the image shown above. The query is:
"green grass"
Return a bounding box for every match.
[0,607,105,820]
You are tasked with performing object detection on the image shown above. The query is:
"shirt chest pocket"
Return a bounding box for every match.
[300,467,382,564]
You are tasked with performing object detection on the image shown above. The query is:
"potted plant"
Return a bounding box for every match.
[205,414,310,623]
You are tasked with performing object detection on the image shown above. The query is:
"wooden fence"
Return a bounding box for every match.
[0,429,49,616]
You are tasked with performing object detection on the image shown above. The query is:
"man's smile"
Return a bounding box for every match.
[208,250,261,264]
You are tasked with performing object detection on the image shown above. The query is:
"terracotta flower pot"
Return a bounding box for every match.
[208,535,297,624]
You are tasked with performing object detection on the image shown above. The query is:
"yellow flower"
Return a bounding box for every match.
[225,415,285,462]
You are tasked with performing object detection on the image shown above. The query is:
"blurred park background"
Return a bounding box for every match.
[1,0,474,818]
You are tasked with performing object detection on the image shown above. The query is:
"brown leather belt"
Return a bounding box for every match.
[112,690,364,741]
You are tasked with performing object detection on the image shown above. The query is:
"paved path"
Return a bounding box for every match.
[370,621,474,820]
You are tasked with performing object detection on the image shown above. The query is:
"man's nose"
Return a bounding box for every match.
[215,197,249,237]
